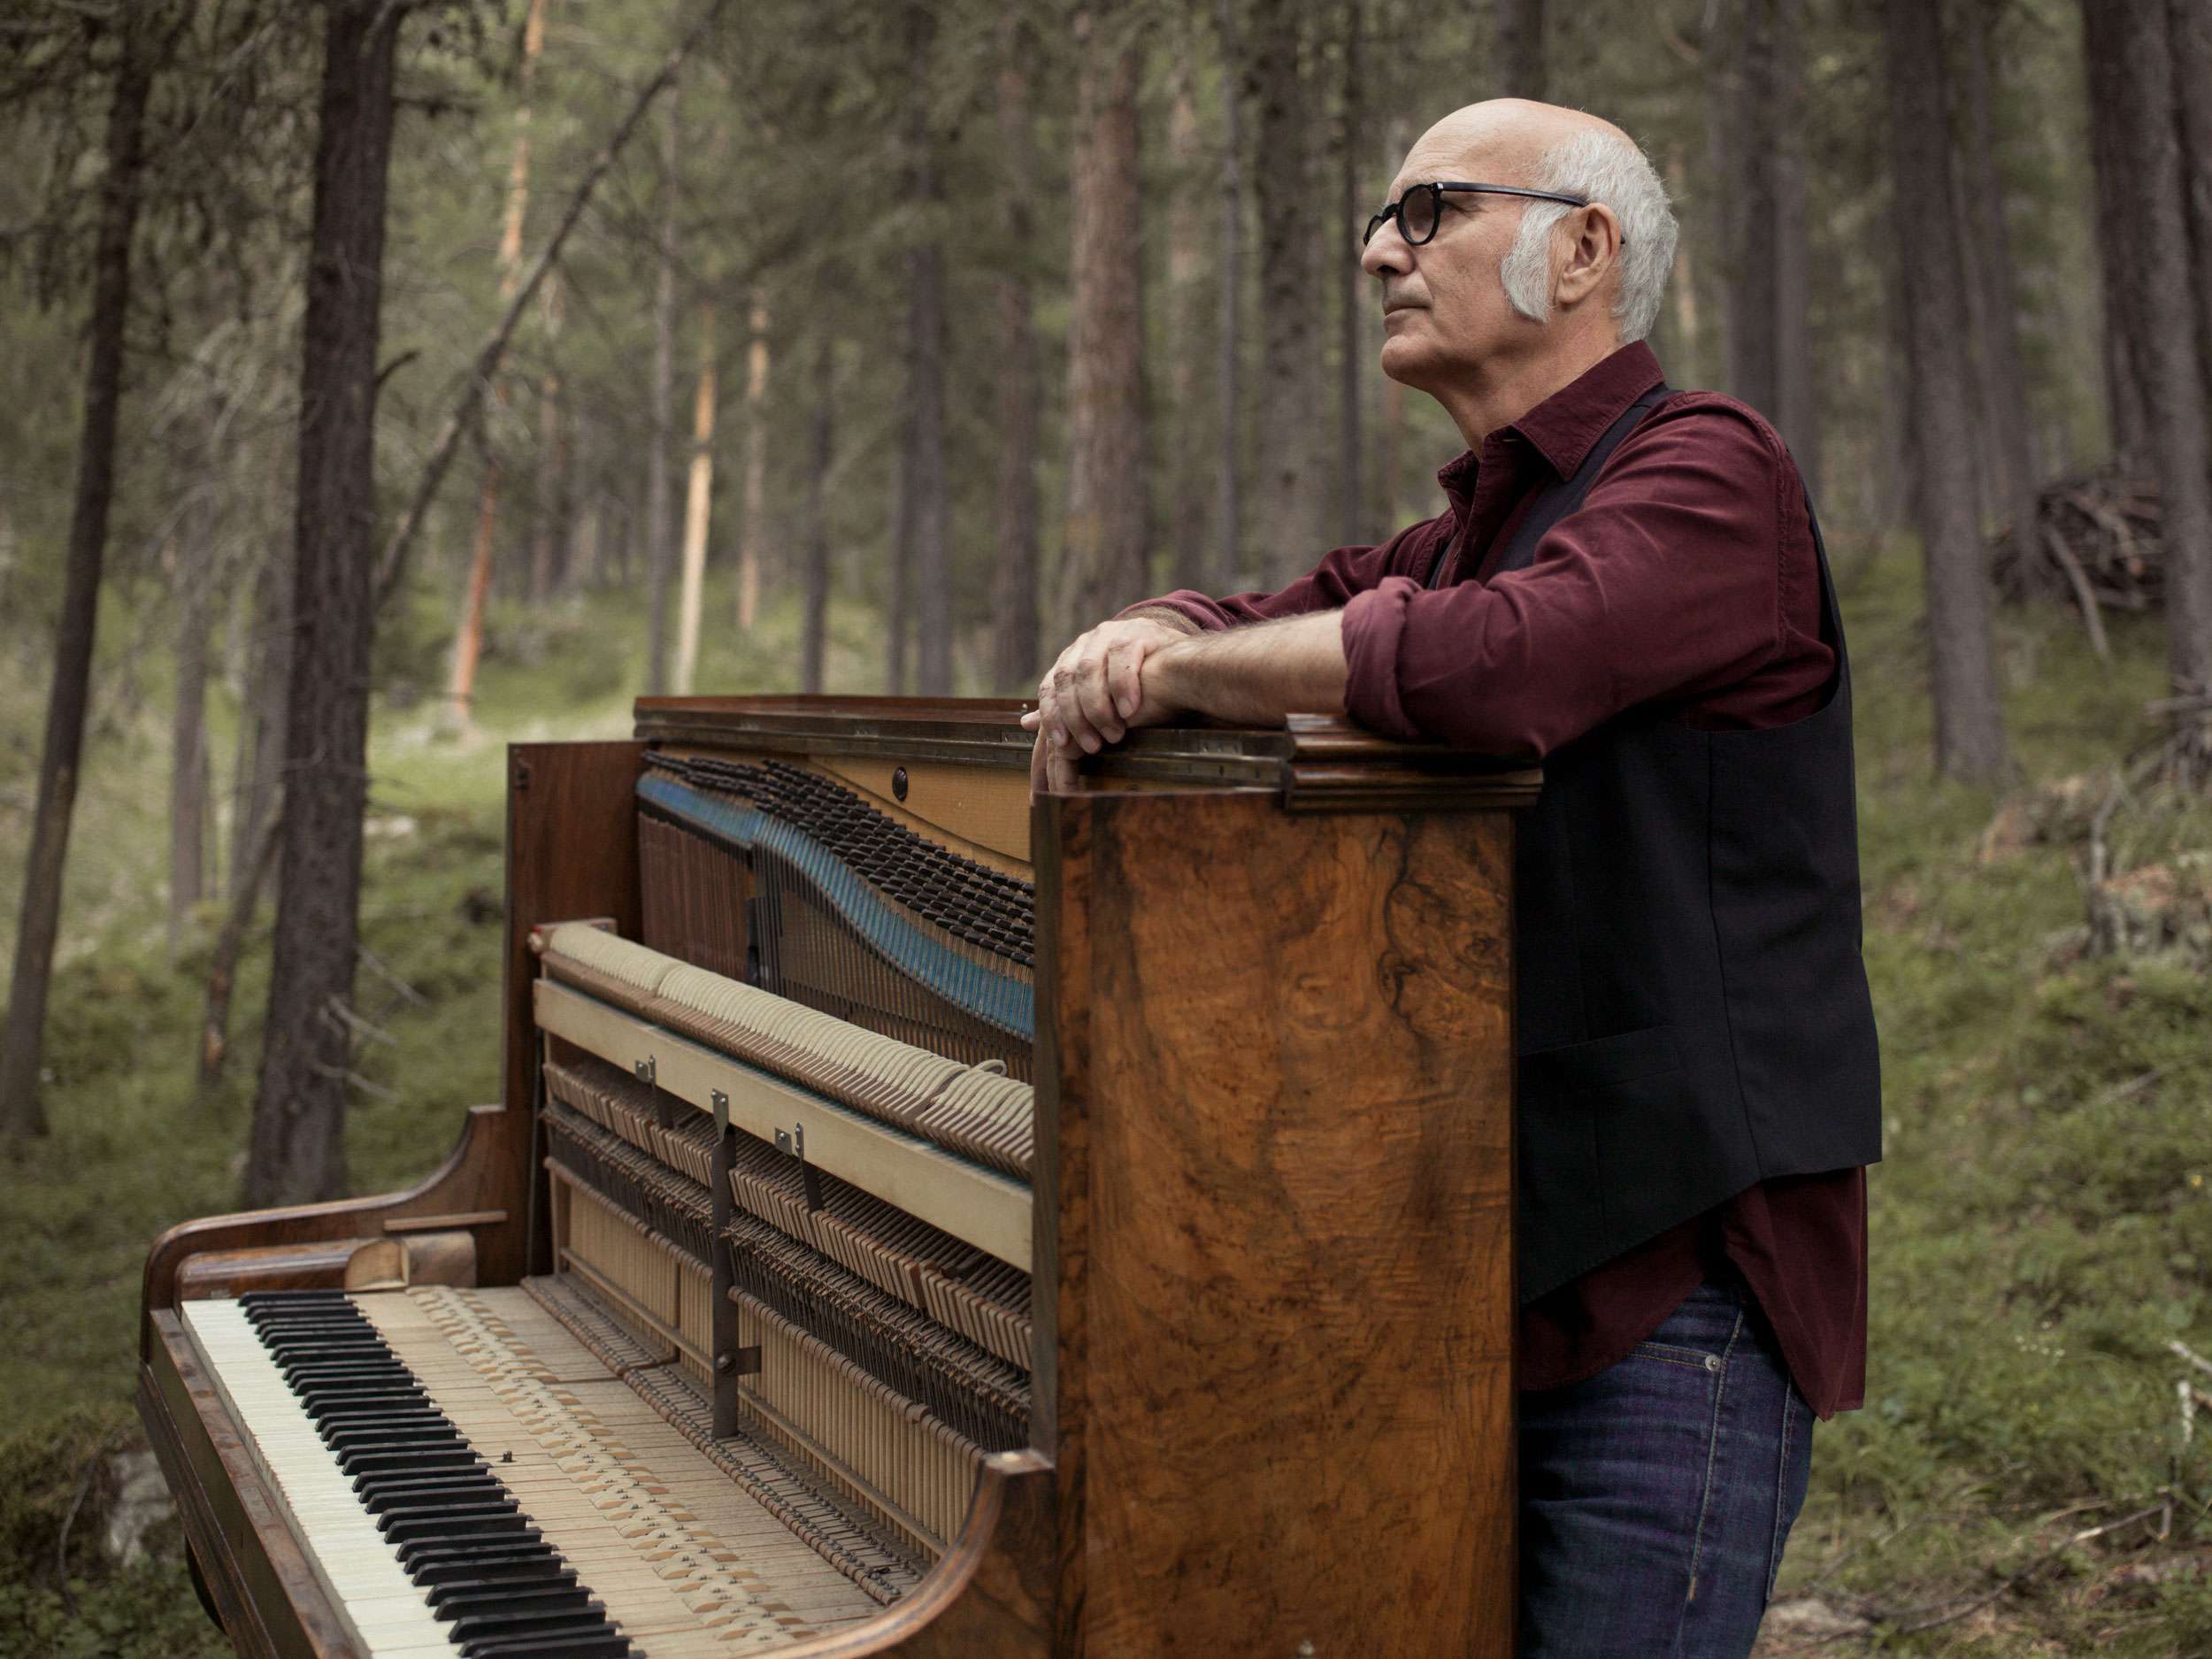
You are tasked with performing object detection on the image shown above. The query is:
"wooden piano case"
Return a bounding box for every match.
[138,699,1537,1658]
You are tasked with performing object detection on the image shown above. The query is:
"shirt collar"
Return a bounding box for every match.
[1432,340,1668,503]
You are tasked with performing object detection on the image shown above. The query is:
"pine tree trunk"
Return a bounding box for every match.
[1883,0,2009,783]
[447,0,548,718]
[1770,0,1817,495]
[1957,0,2040,556]
[992,17,1042,692]
[2101,0,2212,766]
[1165,53,1210,588]
[243,0,403,1204]
[1214,0,1244,593]
[1337,0,1365,543]
[0,18,157,1139]
[1495,0,1546,97]
[528,267,568,601]
[645,85,680,695]
[232,522,290,904]
[802,335,833,695]
[673,300,717,697]
[168,521,212,959]
[736,291,770,631]
[1717,0,1780,418]
[2081,3,2152,469]
[2170,0,2212,414]
[1248,0,1325,584]
[1061,3,1148,638]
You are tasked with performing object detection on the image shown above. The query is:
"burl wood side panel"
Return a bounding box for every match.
[501,741,644,1281]
[1064,793,1517,1659]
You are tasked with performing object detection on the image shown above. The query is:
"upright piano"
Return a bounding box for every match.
[138,696,1535,1658]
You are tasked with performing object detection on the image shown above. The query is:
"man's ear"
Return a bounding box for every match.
[1554,204,1623,310]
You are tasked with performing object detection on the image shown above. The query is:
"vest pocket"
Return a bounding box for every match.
[1518,1023,1684,1094]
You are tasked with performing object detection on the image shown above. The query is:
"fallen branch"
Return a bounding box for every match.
[356,941,427,1009]
[373,0,733,604]
[2040,523,2111,664]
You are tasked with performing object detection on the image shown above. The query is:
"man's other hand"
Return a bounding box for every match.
[1021,614,1189,792]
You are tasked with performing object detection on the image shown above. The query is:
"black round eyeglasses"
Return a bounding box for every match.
[1363,181,1597,249]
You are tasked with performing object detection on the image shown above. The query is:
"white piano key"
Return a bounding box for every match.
[181,1298,459,1657]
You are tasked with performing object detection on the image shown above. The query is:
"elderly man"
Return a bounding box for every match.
[1025,100,1881,1657]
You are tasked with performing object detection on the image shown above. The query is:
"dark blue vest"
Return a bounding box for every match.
[1469,388,1884,1302]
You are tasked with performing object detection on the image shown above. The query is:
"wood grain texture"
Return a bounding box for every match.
[138,1315,347,1659]
[141,1102,510,1347]
[501,740,644,1280]
[769,1450,1056,1659]
[1062,791,1517,1659]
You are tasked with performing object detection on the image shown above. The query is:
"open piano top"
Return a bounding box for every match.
[138,696,1538,1658]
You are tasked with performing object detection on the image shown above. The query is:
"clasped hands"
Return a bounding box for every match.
[1021,616,1189,795]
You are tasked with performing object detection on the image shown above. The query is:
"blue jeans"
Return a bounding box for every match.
[1518,1274,1816,1658]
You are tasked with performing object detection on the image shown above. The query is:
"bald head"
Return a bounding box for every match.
[1394,100,1635,196]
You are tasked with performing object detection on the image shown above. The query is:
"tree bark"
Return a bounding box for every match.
[645,84,680,695]
[198,810,280,1094]
[2100,0,2212,769]
[992,15,1041,692]
[0,12,157,1141]
[802,335,833,695]
[1770,0,1817,496]
[1495,0,1546,98]
[2170,0,2212,414]
[447,0,549,721]
[2080,2,2151,469]
[736,290,770,631]
[1214,0,1244,593]
[1337,0,1365,543]
[1061,3,1148,639]
[1957,0,2039,555]
[527,265,568,601]
[232,522,290,904]
[243,0,404,1204]
[673,299,717,696]
[168,522,212,958]
[1883,0,2009,783]
[894,4,950,695]
[1716,0,1779,418]
[1165,52,1210,592]
[1248,0,1325,584]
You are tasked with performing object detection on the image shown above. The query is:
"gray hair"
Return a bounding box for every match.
[1496,129,1678,342]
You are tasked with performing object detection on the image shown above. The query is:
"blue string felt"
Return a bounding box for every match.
[636,772,1035,1042]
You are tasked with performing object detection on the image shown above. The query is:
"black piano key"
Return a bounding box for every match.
[354,1478,502,1513]
[461,1633,634,1659]
[347,1450,483,1488]
[416,1554,573,1594]
[376,1496,518,1535]
[369,1481,513,1516]
[394,1524,542,1566]
[380,1505,529,1546]
[395,1531,552,1562]
[424,1566,577,1609]
[448,1604,613,1647]
[434,1583,595,1624]
[324,1417,464,1450]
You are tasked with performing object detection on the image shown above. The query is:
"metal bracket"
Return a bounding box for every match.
[716,1345,763,1377]
[711,1089,728,1136]
[772,1124,805,1161]
[634,1056,657,1087]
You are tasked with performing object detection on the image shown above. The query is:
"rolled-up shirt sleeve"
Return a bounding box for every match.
[1119,515,1452,634]
[1342,398,1802,759]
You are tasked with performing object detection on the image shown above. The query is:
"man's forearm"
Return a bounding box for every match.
[1142,611,1348,726]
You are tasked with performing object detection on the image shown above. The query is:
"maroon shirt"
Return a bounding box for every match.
[1129,341,1868,1418]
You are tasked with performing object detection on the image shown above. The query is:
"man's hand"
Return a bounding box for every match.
[1022,615,1191,791]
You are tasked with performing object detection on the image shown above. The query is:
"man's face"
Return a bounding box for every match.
[1360,130,1548,393]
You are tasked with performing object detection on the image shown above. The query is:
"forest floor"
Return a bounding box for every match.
[2,552,2210,1656]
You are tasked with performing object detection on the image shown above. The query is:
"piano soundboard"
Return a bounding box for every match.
[180,1286,880,1656]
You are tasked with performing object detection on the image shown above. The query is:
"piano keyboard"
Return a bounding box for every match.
[183,1290,636,1657]
[181,1286,883,1655]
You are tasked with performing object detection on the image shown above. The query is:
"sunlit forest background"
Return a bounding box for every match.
[4,0,2212,1652]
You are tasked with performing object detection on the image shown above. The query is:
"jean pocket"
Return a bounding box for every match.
[1631,1338,1722,1374]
